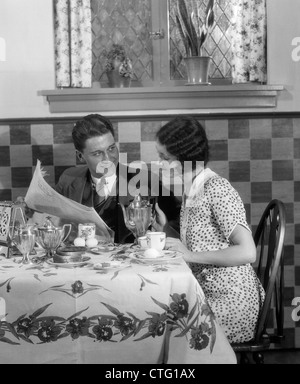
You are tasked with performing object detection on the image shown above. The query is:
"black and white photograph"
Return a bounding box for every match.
[0,0,299,367]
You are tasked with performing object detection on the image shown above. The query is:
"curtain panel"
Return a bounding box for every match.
[54,0,92,88]
[230,0,267,84]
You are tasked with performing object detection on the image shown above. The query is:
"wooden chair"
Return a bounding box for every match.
[231,199,286,364]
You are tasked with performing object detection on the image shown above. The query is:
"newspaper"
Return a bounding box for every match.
[24,160,113,240]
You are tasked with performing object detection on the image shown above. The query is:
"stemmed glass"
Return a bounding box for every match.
[12,225,36,265]
[7,225,17,259]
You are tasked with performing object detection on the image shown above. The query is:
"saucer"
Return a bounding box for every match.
[185,82,211,86]
[93,261,124,271]
[128,250,180,263]
[89,245,116,254]
[46,256,91,268]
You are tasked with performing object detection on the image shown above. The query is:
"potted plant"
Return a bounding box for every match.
[175,0,215,84]
[105,44,134,88]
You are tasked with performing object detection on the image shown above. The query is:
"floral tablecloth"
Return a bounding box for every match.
[0,246,236,364]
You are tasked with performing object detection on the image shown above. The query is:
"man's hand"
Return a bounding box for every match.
[15,196,35,219]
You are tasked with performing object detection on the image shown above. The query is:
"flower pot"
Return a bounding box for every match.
[184,56,211,85]
[107,70,131,88]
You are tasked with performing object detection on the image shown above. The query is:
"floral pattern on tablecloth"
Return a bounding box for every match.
[0,250,181,293]
[0,290,216,353]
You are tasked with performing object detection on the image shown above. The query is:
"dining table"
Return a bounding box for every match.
[0,243,237,365]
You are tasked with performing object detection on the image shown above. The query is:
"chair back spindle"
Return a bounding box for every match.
[232,199,286,363]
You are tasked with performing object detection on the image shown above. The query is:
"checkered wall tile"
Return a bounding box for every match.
[0,116,300,347]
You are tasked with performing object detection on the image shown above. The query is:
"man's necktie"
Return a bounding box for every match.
[95,177,108,204]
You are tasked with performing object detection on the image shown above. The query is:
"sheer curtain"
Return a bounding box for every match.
[54,0,92,88]
[231,0,267,84]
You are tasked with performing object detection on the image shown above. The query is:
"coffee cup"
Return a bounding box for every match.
[146,231,166,251]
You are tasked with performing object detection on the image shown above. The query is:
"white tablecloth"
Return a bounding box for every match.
[0,247,236,364]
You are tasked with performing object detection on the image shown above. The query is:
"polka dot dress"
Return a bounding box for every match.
[181,174,265,343]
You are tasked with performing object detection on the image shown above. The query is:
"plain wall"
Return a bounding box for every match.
[0,0,55,118]
[267,0,300,110]
[0,0,300,119]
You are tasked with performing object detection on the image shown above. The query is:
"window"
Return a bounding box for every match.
[169,0,232,82]
[91,0,155,86]
[91,0,232,87]
[44,0,279,113]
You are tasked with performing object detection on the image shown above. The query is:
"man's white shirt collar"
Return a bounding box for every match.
[92,173,117,196]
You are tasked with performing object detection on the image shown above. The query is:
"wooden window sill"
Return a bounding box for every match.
[39,84,284,114]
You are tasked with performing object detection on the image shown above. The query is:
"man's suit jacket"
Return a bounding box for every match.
[55,163,181,243]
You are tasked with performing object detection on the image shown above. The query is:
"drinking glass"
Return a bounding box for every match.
[13,225,36,265]
[7,225,17,258]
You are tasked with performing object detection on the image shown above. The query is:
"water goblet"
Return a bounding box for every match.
[13,225,36,265]
[6,225,17,259]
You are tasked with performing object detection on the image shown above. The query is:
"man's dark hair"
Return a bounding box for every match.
[72,114,115,152]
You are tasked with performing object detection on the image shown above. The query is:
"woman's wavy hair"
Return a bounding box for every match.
[156,115,209,166]
[72,114,115,152]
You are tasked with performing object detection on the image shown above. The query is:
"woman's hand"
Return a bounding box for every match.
[165,237,190,257]
[151,203,168,232]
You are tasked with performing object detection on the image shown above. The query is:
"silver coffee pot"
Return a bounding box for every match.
[120,194,153,241]
[35,217,72,258]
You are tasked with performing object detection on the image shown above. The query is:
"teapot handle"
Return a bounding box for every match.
[62,224,72,243]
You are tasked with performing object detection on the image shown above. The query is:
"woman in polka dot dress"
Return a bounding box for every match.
[153,115,265,343]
